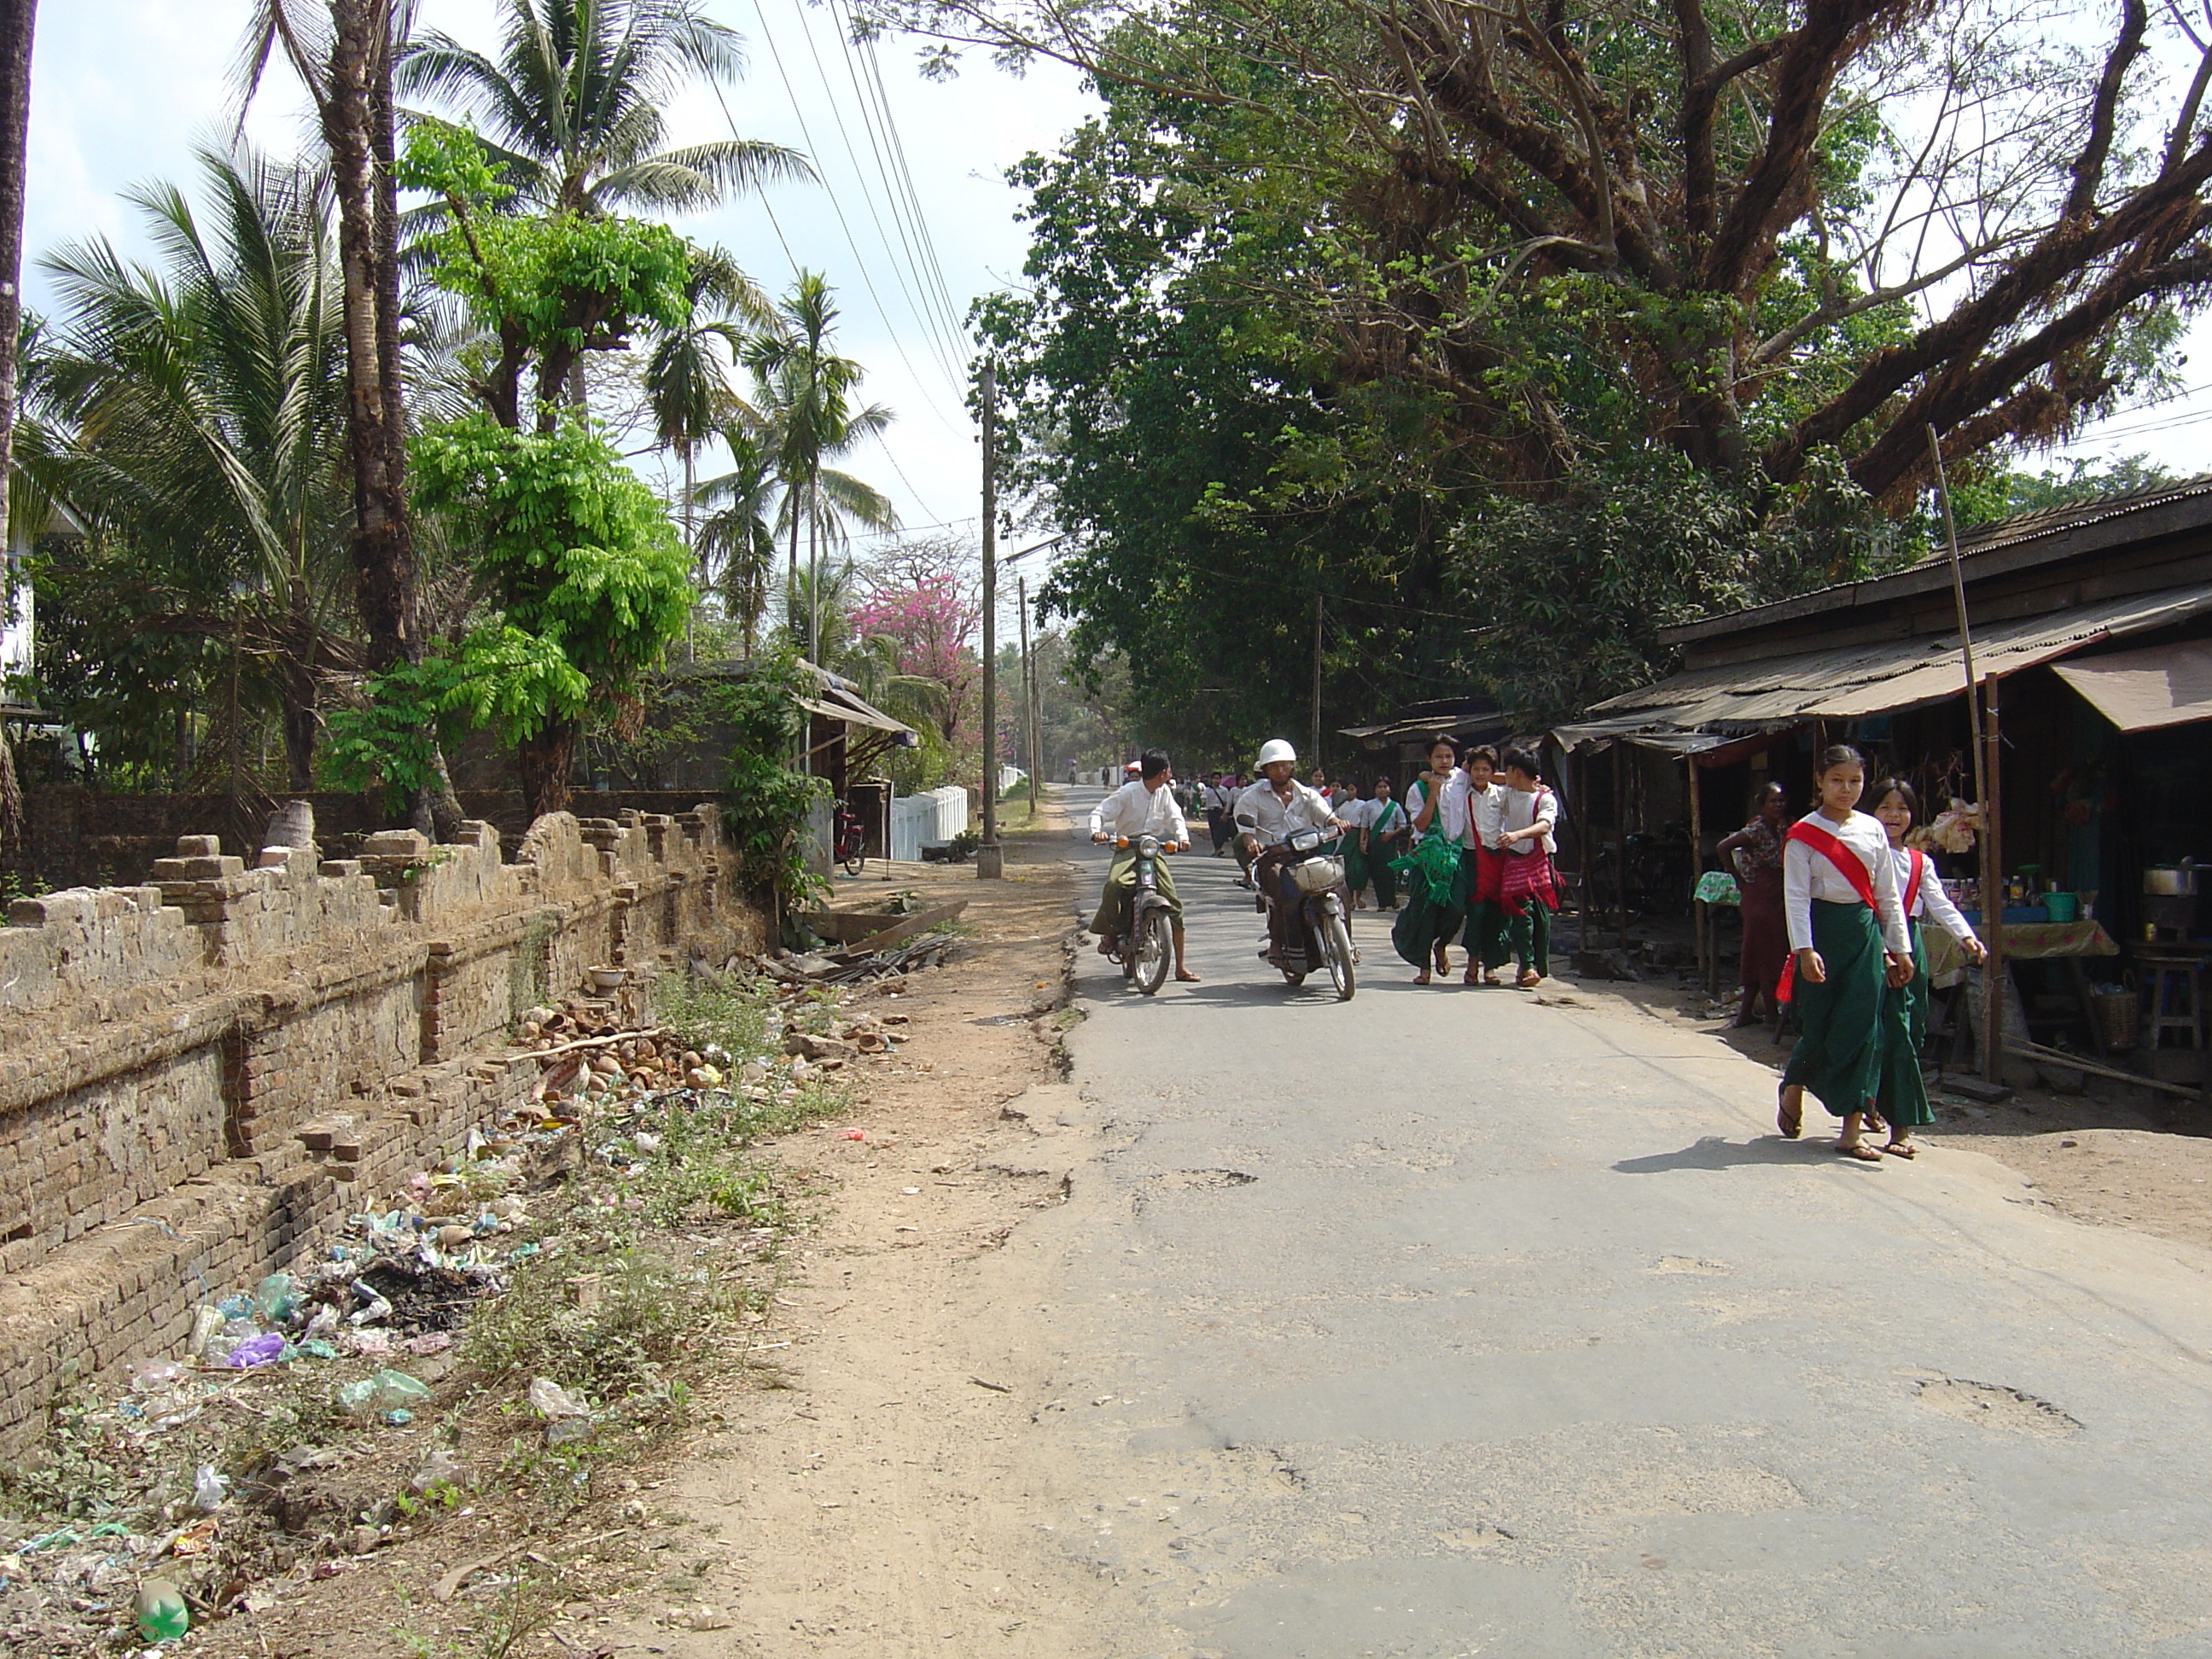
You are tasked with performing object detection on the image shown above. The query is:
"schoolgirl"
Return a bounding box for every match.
[1460,748,1509,985]
[1775,745,1914,1161]
[1338,787,1375,909]
[1393,735,1470,985]
[1867,778,1986,1159]
[1495,748,1560,987]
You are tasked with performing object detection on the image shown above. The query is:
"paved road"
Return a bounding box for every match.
[1012,785,2212,1657]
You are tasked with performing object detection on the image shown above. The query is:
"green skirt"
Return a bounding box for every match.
[1784,899,1886,1120]
[1344,844,1370,894]
[1874,919,1936,1128]
[1391,846,1472,967]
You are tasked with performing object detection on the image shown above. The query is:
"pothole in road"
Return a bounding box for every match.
[1134,1168,1257,1214]
[1916,1377,2082,1436]
[1650,1255,1731,1276]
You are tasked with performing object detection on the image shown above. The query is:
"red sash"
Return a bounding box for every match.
[1773,819,1878,1004]
[1902,847,1924,918]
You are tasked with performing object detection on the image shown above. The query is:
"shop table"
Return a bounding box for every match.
[1925,919,2122,1061]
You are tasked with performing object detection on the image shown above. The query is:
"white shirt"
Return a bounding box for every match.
[1234,779,1340,847]
[1406,771,1470,845]
[1892,845,1980,946]
[1362,795,1406,841]
[1336,796,1373,831]
[1089,779,1190,846]
[1467,780,1508,851]
[1784,810,1912,957]
[1499,784,1557,856]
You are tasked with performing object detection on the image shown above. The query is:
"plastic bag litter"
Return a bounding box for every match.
[135,1577,189,1640]
[410,1445,464,1492]
[335,1368,432,1418]
[129,1360,188,1394]
[224,1333,285,1368]
[191,1464,230,1512]
[527,1377,588,1418]
[253,1272,297,1322]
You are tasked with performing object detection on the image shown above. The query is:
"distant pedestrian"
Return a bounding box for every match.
[1774,746,1912,1159]
[1496,748,1559,987]
[1867,778,1984,1160]
[1337,786,1374,908]
[1353,777,1406,911]
[1393,736,1470,984]
[1717,783,1790,1028]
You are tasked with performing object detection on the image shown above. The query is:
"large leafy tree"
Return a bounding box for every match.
[879,0,2212,507]
[26,148,353,789]
[397,0,808,218]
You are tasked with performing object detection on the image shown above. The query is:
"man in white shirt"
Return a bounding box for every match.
[1234,740,1347,963]
[1087,750,1198,981]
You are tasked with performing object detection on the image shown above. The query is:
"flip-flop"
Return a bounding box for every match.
[1776,1086,1802,1140]
[1413,970,1431,986]
[1881,1141,1918,1159]
[1836,1142,1883,1162]
[1174,970,1202,983]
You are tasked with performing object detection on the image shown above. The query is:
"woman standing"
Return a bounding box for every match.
[1496,748,1560,987]
[1392,736,1470,985]
[1339,786,1374,909]
[1461,747,1508,985]
[1716,783,1790,1028]
[1867,778,1986,1159]
[1776,747,1913,1160]
[1363,777,1408,912]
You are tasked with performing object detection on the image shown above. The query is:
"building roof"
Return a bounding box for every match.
[1658,474,2212,648]
[1556,579,2212,754]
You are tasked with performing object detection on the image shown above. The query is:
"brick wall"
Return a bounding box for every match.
[0,806,768,1451]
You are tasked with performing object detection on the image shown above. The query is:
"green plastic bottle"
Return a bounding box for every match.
[135,1578,189,1641]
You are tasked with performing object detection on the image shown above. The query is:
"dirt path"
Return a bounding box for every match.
[586,803,1129,1658]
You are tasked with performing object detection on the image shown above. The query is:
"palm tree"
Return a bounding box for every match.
[0,0,37,870]
[397,0,809,218]
[744,272,896,661]
[643,244,771,655]
[29,147,352,790]
[691,424,780,652]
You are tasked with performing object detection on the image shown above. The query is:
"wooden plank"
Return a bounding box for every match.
[799,900,968,950]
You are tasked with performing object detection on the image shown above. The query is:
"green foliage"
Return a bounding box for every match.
[716,649,830,901]
[428,210,694,354]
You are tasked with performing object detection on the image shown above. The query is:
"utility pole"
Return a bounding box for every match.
[1018,573,1039,818]
[976,361,1003,878]
[1310,592,1324,768]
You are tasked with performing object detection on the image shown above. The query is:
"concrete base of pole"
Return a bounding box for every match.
[975,845,1004,880]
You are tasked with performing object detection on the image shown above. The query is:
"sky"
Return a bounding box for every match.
[18,0,2211,578]
[22,0,1092,575]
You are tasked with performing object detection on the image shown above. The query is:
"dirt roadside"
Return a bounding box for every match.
[1543,957,2212,1259]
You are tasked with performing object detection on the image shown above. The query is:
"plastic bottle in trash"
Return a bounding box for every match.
[135,1578,189,1640]
[253,1272,297,1322]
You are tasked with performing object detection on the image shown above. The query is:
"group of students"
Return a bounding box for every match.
[1375,736,1561,989]
[1770,744,1989,1161]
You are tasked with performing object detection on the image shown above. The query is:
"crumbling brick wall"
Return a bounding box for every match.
[0,806,767,1451]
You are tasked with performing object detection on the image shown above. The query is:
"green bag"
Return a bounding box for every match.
[1393,833,1461,899]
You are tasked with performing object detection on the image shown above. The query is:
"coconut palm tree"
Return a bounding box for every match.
[0,0,38,870]
[643,244,771,655]
[397,0,809,218]
[743,272,895,661]
[28,146,352,790]
[690,425,780,652]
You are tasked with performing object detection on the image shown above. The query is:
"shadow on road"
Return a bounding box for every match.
[1612,1134,1831,1174]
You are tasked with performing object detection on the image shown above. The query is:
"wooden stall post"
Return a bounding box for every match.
[1687,754,1712,994]
[1613,740,1629,950]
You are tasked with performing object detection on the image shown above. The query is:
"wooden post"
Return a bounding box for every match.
[1927,426,2000,1081]
[1310,592,1324,770]
[1687,754,1709,992]
[976,360,1002,879]
[1612,740,1630,950]
[1982,676,2006,1081]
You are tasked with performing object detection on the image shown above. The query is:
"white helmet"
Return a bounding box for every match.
[1255,738,1297,769]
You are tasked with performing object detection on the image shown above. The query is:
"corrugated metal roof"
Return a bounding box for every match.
[1557,580,2212,750]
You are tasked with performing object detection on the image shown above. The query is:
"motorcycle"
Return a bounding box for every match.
[1105,834,1177,994]
[832,799,868,876]
[1260,826,1357,1000]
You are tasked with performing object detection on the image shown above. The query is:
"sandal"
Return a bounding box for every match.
[1864,1109,1888,1136]
[1881,1140,1918,1159]
[1836,1141,1883,1162]
[1776,1085,1802,1140]
[1516,969,1542,988]
[1463,966,1482,986]
[1482,969,1504,987]
[1413,970,1432,986]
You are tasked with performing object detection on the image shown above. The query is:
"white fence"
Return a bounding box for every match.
[889,786,970,863]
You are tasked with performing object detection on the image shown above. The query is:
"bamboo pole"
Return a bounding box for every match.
[1687,754,1712,993]
[1924,426,2002,1081]
[977,361,1001,879]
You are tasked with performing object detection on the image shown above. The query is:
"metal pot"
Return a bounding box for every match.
[2145,860,2199,896]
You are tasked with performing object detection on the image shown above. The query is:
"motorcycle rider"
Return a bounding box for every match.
[1088,749,1200,982]
[1234,740,1348,965]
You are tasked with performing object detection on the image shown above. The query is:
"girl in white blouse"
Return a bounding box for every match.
[1777,745,1913,1159]
[1867,778,1986,1159]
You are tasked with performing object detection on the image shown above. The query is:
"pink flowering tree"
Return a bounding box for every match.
[848,538,982,775]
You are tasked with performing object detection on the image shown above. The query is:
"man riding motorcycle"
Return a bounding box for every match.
[1233,740,1349,966]
[1089,749,1200,982]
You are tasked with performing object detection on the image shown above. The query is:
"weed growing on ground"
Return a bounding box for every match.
[654,973,771,1059]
